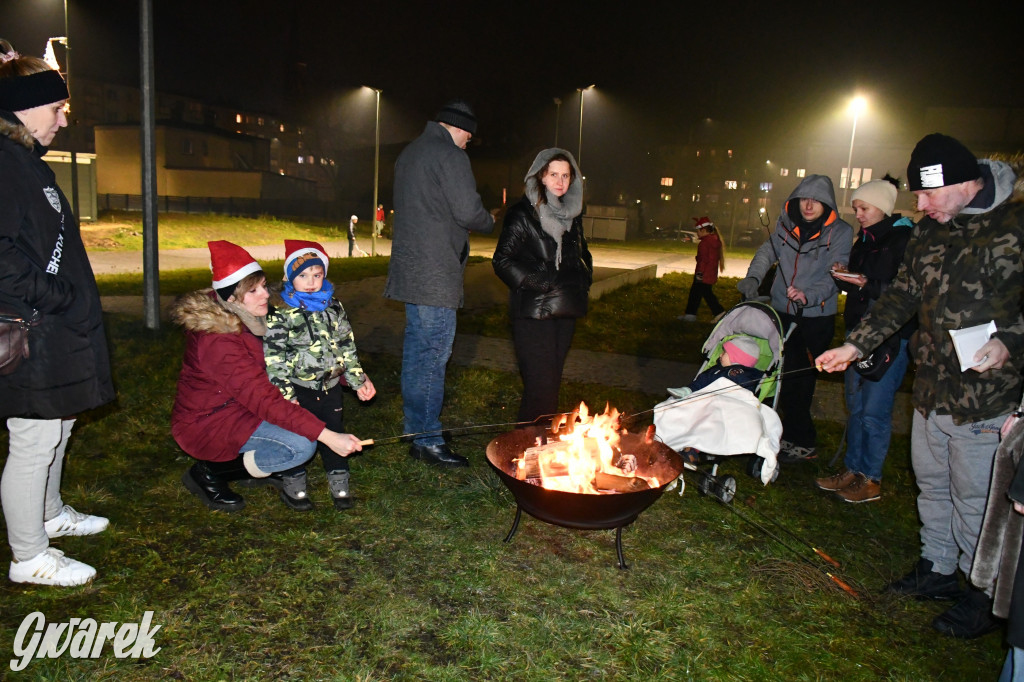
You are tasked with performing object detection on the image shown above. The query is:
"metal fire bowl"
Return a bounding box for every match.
[486,426,684,530]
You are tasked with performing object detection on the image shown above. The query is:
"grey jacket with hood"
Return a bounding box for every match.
[384,122,494,309]
[741,174,854,318]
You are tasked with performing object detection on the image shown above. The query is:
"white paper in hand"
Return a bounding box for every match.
[949,321,997,372]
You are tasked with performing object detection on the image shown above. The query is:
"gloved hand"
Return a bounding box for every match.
[521,272,553,292]
[737,277,760,300]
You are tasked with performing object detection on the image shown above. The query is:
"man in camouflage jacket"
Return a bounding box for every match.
[817,134,1024,639]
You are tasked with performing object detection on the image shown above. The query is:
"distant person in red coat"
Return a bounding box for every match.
[679,217,725,321]
[374,204,385,237]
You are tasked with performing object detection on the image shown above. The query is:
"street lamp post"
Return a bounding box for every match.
[364,86,382,257]
[576,84,594,168]
[553,97,561,147]
[841,96,867,211]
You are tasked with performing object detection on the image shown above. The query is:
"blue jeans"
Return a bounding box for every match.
[1000,648,1024,682]
[843,337,910,481]
[401,304,457,446]
[241,421,316,473]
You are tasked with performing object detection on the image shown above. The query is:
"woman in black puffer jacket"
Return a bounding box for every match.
[493,148,592,422]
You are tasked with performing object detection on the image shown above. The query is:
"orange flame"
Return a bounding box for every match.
[515,402,657,494]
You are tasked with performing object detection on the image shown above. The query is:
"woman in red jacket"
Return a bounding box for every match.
[170,241,361,512]
[679,217,726,321]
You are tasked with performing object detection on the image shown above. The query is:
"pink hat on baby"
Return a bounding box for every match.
[723,337,760,368]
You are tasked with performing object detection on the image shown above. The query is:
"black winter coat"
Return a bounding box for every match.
[0,121,113,419]
[492,196,592,320]
[837,213,916,339]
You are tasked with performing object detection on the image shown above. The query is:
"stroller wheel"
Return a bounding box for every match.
[747,456,780,483]
[697,472,714,497]
[715,475,737,503]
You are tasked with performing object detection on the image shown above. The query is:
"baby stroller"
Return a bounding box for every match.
[653,300,787,502]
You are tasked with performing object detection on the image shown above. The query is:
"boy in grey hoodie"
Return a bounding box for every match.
[738,174,853,461]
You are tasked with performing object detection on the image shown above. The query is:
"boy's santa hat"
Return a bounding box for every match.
[209,240,261,290]
[284,239,329,282]
[693,216,714,230]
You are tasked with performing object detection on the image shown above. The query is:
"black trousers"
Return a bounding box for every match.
[292,382,348,472]
[512,317,576,423]
[684,281,724,316]
[777,312,836,448]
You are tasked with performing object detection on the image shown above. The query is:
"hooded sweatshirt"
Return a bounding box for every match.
[846,159,1024,423]
[743,174,854,317]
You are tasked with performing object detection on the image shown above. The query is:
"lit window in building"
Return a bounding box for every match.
[861,168,873,183]
[297,156,304,164]
[660,177,673,186]
[727,149,733,158]
[760,182,773,191]
[780,168,789,176]
[741,181,748,190]
[840,167,868,190]
[661,193,671,201]
[696,150,701,157]
[280,124,285,132]
[257,117,264,126]
[235,113,242,123]
[309,156,315,164]
[298,141,304,149]
[796,169,806,177]
[724,180,737,190]
[742,197,750,204]
[693,193,701,202]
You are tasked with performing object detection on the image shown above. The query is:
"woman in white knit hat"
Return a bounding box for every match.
[817,175,916,503]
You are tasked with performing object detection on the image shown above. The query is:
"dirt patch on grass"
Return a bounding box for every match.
[81,222,138,248]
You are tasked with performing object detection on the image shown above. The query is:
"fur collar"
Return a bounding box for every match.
[169,289,266,336]
[0,114,38,150]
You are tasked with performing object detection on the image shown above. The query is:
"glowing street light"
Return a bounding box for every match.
[362,86,382,256]
[841,95,867,210]
[576,84,595,167]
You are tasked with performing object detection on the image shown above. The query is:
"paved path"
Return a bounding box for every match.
[94,240,912,436]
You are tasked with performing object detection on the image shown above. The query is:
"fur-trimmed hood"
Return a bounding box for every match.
[169,289,264,335]
[0,111,39,150]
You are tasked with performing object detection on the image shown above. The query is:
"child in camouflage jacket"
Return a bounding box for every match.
[263,240,376,511]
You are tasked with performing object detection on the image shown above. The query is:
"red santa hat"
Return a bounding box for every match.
[209,240,262,290]
[693,216,714,230]
[283,239,329,282]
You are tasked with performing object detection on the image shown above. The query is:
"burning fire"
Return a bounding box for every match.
[513,402,659,494]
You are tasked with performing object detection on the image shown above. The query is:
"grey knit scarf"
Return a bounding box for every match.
[523,148,583,269]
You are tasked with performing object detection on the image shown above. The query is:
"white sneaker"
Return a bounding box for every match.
[678,314,697,322]
[9,547,96,586]
[44,505,109,538]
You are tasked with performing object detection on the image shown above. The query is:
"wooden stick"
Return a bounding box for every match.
[359,439,374,446]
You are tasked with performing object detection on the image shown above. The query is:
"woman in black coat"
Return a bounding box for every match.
[0,41,114,587]
[493,148,592,422]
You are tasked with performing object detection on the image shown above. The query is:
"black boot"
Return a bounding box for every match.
[932,586,1002,639]
[182,461,245,512]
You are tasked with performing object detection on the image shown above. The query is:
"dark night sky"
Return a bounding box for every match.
[3,1,1023,159]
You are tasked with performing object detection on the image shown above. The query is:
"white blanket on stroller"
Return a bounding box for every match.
[652,377,781,484]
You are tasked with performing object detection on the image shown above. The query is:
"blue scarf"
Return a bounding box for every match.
[281,279,335,312]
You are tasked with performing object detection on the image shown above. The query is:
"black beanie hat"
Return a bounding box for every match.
[907,133,980,191]
[435,100,477,135]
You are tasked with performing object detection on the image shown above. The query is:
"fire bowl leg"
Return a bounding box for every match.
[616,526,629,570]
[503,505,523,543]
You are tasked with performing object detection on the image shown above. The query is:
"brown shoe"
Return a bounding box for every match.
[836,474,881,503]
[815,469,858,491]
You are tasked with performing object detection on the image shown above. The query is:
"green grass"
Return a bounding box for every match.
[0,312,1002,680]
[95,258,393,297]
[89,211,349,251]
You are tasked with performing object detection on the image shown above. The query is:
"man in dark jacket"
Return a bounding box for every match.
[384,100,494,467]
[818,134,1024,639]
